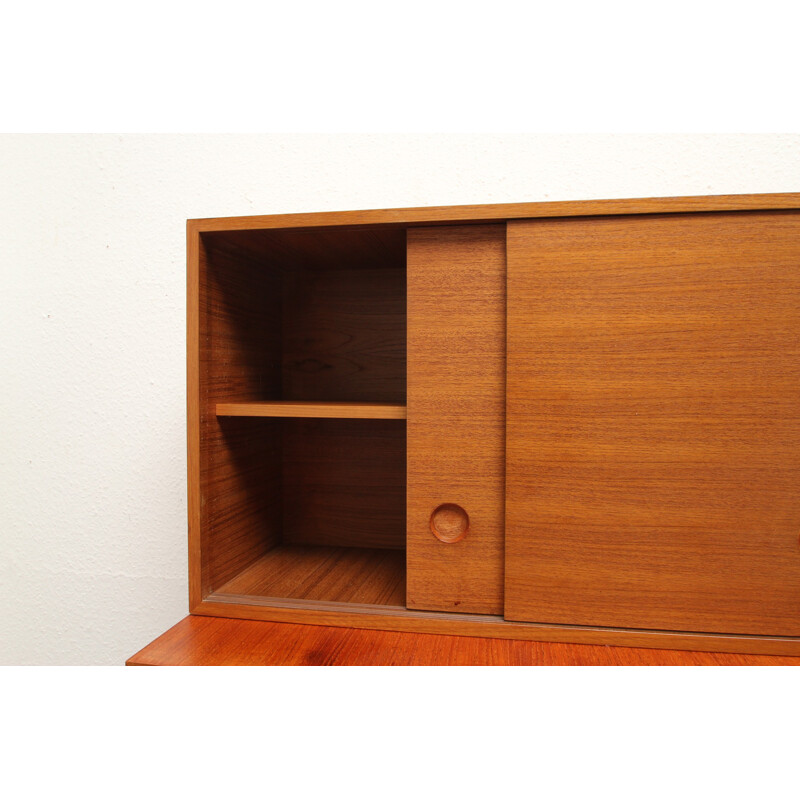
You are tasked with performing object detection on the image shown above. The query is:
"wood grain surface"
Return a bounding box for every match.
[506,211,800,636]
[282,267,406,404]
[407,225,506,614]
[127,616,800,665]
[281,418,406,550]
[188,193,800,233]
[214,545,405,606]
[190,235,284,601]
[216,401,407,419]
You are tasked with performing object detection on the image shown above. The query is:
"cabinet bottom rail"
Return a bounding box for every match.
[196,595,800,657]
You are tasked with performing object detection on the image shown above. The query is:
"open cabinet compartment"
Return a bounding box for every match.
[196,224,407,608]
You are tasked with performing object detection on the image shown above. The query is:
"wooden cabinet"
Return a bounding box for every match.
[180,194,800,657]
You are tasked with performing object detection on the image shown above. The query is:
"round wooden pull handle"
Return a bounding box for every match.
[430,503,470,543]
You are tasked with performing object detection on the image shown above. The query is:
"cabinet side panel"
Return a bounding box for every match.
[407,225,506,614]
[506,211,800,636]
[197,238,284,597]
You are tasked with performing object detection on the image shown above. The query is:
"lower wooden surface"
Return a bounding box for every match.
[191,597,800,655]
[215,545,406,606]
[128,615,800,665]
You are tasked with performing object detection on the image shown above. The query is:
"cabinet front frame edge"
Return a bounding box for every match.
[187,221,202,609]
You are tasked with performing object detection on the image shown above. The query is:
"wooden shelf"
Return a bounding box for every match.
[213,545,406,607]
[216,401,407,420]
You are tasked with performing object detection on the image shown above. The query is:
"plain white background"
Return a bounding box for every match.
[2,133,800,665]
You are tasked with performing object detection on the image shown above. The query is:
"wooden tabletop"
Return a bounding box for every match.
[127,615,800,666]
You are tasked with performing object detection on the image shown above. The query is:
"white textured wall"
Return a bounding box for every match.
[2,134,799,665]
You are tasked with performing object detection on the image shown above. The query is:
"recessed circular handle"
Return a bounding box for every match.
[430,503,469,543]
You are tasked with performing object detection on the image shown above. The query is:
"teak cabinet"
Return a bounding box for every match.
[187,193,800,656]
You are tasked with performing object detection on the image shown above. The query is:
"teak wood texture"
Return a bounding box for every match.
[214,545,405,606]
[128,616,800,666]
[506,211,800,636]
[281,266,406,404]
[185,193,800,658]
[280,418,405,550]
[193,237,283,599]
[406,225,506,614]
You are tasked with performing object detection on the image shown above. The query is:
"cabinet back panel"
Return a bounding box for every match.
[281,418,406,549]
[506,211,800,636]
[407,225,506,614]
[282,267,406,403]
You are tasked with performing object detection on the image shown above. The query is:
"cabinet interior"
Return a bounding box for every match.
[200,225,407,607]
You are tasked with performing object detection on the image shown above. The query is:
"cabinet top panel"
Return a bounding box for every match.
[188,192,800,232]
